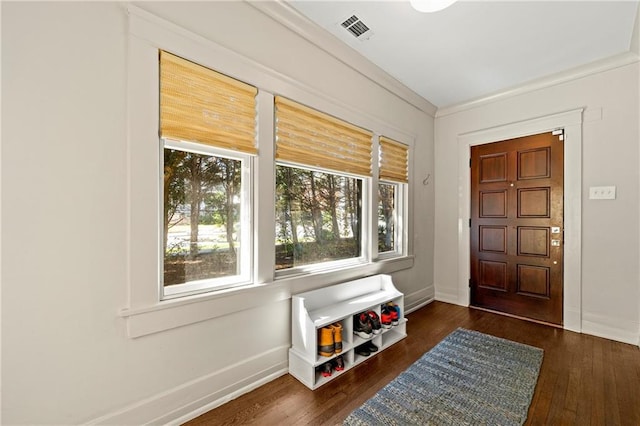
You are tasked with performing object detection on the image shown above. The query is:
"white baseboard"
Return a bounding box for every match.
[169,366,288,425]
[404,285,435,314]
[581,312,640,346]
[563,307,581,333]
[434,290,461,306]
[88,345,289,425]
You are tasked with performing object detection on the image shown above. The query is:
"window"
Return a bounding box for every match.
[275,165,363,270]
[159,51,256,298]
[124,11,415,338]
[377,182,397,253]
[274,96,372,273]
[378,136,409,256]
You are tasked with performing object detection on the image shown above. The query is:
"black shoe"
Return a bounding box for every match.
[367,311,382,334]
[355,344,371,357]
[364,341,378,352]
[353,312,373,338]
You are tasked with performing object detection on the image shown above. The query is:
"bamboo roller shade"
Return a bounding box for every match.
[275,96,373,176]
[160,51,258,154]
[379,136,409,183]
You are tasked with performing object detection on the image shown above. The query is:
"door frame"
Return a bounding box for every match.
[457,109,583,332]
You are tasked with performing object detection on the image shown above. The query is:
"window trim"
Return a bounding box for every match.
[160,139,254,299]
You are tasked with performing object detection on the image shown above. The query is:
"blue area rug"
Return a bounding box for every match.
[344,328,543,426]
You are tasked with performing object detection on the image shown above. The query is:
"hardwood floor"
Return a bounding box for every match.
[185,301,640,426]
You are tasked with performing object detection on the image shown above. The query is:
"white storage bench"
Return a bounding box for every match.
[288,274,406,389]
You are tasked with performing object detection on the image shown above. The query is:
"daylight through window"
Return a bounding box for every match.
[275,165,363,270]
[378,182,396,253]
[160,51,256,297]
[274,96,372,272]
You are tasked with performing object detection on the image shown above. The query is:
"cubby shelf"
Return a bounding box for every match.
[289,274,406,390]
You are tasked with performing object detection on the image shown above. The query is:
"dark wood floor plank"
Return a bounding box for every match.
[185,302,640,426]
[559,342,581,425]
[615,341,640,426]
[590,337,607,424]
[604,340,623,426]
[574,336,594,426]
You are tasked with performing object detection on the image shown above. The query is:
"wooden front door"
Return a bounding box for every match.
[470,131,564,325]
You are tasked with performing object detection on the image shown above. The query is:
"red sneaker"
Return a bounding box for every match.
[320,362,332,377]
[380,307,393,329]
[334,355,345,371]
[387,303,399,326]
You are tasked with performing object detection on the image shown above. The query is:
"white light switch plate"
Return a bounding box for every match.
[589,186,616,200]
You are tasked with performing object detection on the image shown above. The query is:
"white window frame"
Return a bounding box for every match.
[376,179,406,259]
[273,162,370,279]
[161,139,254,299]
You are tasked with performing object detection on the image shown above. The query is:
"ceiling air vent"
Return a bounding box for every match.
[340,14,373,40]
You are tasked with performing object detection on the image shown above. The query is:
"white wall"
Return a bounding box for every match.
[434,61,640,344]
[1,2,435,424]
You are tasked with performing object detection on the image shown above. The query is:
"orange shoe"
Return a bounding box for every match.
[330,322,343,354]
[318,326,334,357]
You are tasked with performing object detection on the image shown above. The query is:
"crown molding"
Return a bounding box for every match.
[248,0,437,117]
[436,51,640,118]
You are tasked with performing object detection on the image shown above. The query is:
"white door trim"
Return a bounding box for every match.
[457,109,583,332]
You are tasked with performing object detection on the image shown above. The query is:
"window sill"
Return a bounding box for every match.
[120,282,290,338]
[279,254,414,295]
[120,255,414,338]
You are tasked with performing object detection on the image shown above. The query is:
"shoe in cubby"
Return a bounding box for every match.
[317,326,334,357]
[330,322,343,354]
[380,306,393,329]
[333,355,345,371]
[387,302,400,325]
[363,341,378,353]
[366,311,382,334]
[353,312,373,338]
[319,361,333,377]
[355,344,371,357]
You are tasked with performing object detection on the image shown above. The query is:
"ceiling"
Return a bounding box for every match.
[286,0,639,108]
